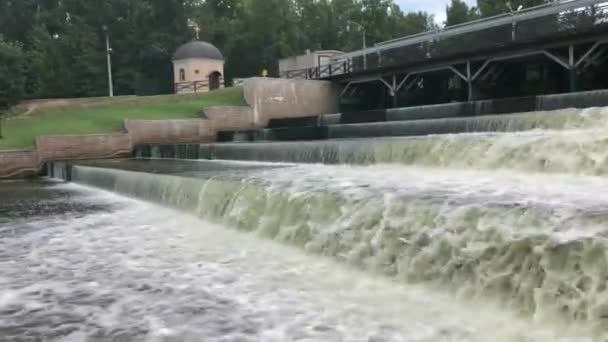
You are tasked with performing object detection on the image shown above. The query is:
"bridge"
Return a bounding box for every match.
[282,0,608,109]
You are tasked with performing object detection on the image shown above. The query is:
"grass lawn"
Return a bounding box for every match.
[0,87,245,150]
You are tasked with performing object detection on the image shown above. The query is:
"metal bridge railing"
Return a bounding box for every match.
[283,0,608,79]
[280,61,353,79]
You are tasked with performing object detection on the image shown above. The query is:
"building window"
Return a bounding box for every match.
[195,70,200,74]
[179,69,185,81]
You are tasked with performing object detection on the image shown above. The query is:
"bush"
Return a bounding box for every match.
[0,37,25,110]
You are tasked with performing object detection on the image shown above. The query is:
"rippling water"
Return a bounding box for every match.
[7,105,608,341]
[0,180,595,342]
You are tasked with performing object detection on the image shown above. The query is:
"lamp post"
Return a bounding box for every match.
[347,20,367,70]
[102,25,114,97]
[506,2,524,41]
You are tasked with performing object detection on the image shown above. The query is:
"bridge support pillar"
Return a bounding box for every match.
[568,45,579,92]
[467,61,474,101]
[569,68,578,93]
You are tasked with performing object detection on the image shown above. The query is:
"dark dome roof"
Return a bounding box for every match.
[172,41,224,61]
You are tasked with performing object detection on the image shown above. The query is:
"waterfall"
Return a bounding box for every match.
[327,107,608,138]
[54,105,608,340]
[68,163,608,338]
[137,107,608,176]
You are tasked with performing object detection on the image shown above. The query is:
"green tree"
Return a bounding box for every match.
[0,0,439,97]
[477,0,547,17]
[446,0,480,26]
[397,11,437,36]
[226,0,300,77]
[0,36,25,110]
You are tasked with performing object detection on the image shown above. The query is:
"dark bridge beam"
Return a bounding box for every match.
[338,0,605,62]
[338,36,608,107]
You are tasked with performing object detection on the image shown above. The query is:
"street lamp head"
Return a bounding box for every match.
[102,25,108,32]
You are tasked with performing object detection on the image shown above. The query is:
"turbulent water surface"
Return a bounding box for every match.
[2,180,590,342]
[4,106,608,341]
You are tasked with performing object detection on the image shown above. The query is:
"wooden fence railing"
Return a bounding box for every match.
[174,78,225,93]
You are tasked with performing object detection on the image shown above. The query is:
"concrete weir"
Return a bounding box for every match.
[6,87,608,178]
[235,90,608,142]
[323,89,608,125]
[20,91,608,342]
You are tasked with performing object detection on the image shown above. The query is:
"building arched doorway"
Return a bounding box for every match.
[209,71,222,91]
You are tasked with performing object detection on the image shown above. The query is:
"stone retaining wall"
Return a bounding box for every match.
[0,120,217,178]
[125,119,214,145]
[0,150,40,178]
[0,79,342,178]
[35,134,132,161]
[202,106,256,132]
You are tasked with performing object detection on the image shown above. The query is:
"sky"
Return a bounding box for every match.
[395,0,478,25]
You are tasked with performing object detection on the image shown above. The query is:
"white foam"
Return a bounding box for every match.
[0,185,596,341]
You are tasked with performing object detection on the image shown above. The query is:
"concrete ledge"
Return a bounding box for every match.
[0,150,40,178]
[324,89,608,124]
[35,134,132,161]
[537,89,608,111]
[10,87,608,179]
[1,119,217,178]
[125,119,214,145]
[202,106,257,132]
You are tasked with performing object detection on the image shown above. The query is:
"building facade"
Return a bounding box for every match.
[172,41,225,94]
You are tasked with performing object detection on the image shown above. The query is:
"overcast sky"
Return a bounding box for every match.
[395,0,478,25]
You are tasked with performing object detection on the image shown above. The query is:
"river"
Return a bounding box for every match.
[3,107,608,341]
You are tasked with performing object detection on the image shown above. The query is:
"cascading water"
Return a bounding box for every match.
[138,107,608,175]
[6,105,608,341]
[65,155,608,340]
[325,107,608,139]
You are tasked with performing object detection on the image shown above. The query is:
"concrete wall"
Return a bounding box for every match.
[0,118,224,178]
[0,150,40,178]
[125,119,215,145]
[202,106,257,132]
[243,77,340,127]
[36,134,132,161]
[315,89,608,123]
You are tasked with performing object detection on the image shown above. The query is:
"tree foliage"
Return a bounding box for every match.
[0,0,438,100]
[477,0,548,17]
[0,0,434,98]
[0,36,25,110]
[1,0,576,104]
[445,0,480,27]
